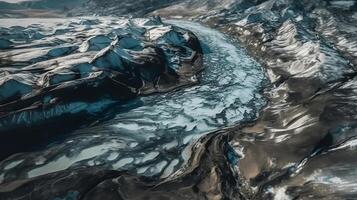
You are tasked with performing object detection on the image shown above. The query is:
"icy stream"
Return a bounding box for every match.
[0,20,266,180]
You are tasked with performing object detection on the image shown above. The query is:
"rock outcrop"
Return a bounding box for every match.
[0,17,202,158]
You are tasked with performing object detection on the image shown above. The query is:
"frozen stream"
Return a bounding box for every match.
[0,20,266,181]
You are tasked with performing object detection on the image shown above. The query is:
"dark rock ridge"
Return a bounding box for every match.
[0,130,244,200]
[0,17,202,158]
[1,0,357,200]
[196,0,357,199]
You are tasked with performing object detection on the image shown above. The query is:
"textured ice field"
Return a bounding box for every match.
[0,19,266,181]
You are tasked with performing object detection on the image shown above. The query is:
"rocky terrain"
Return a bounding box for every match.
[0,16,203,159]
[0,0,356,200]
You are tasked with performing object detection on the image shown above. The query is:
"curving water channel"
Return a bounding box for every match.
[0,20,266,181]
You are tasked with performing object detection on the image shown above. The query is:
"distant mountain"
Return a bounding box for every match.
[0,1,25,10]
[81,0,235,17]
[183,0,235,10]
[83,0,181,16]
[19,0,87,10]
[150,0,236,17]
[0,0,179,17]
[0,0,87,10]
[0,0,238,17]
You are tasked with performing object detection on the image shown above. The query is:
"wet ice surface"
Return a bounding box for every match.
[0,19,265,181]
[1,1,357,199]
